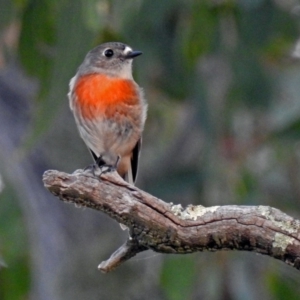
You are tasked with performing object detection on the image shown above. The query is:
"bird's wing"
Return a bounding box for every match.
[131,138,141,184]
[89,149,106,166]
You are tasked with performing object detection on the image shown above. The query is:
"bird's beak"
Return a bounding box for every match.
[125,50,142,59]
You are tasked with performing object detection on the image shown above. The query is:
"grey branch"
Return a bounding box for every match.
[43,169,300,273]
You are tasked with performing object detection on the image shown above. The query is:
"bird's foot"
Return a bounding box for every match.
[96,155,119,175]
[98,164,116,175]
[83,163,116,177]
[83,163,101,176]
[83,155,120,177]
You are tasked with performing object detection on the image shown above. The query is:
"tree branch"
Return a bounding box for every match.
[43,169,300,273]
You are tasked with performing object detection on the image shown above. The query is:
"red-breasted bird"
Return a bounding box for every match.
[68,42,147,184]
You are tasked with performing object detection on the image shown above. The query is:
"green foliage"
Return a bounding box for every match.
[19,0,95,146]
[0,185,29,300]
[183,1,230,68]
[19,0,55,89]
[267,272,300,300]
[230,48,273,107]
[273,118,300,140]
[237,0,298,52]
[30,0,94,134]
[160,256,196,300]
[0,0,15,29]
[1,0,300,298]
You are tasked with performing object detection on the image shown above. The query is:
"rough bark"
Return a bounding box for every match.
[43,169,300,273]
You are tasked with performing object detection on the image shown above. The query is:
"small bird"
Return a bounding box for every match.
[68,42,147,184]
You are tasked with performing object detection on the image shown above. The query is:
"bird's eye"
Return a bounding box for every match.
[104,49,114,57]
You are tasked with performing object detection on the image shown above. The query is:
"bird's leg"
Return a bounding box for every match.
[84,155,120,177]
[83,163,100,176]
[98,156,120,175]
[83,155,104,176]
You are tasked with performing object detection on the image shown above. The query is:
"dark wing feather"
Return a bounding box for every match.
[131,138,141,183]
[90,149,98,161]
[89,149,105,166]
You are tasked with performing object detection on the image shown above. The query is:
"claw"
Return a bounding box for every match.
[84,155,120,177]
[98,164,115,175]
[98,156,119,174]
[83,164,101,176]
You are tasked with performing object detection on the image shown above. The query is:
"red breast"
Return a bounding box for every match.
[74,73,140,120]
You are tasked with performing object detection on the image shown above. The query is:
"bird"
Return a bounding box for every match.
[68,42,147,184]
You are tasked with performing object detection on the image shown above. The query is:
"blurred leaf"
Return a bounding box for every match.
[229,0,298,108]
[182,1,236,69]
[0,184,29,300]
[182,2,218,68]
[147,167,203,202]
[229,49,272,107]
[160,256,196,300]
[0,0,15,29]
[122,0,192,99]
[237,0,275,49]
[272,118,300,140]
[82,0,106,31]
[19,0,55,92]
[22,0,95,146]
[236,0,298,51]
[267,272,300,300]
[235,168,260,204]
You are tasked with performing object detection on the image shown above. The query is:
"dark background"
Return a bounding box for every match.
[1,0,300,299]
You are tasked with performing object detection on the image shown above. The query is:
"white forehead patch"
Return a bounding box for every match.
[124,46,132,54]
